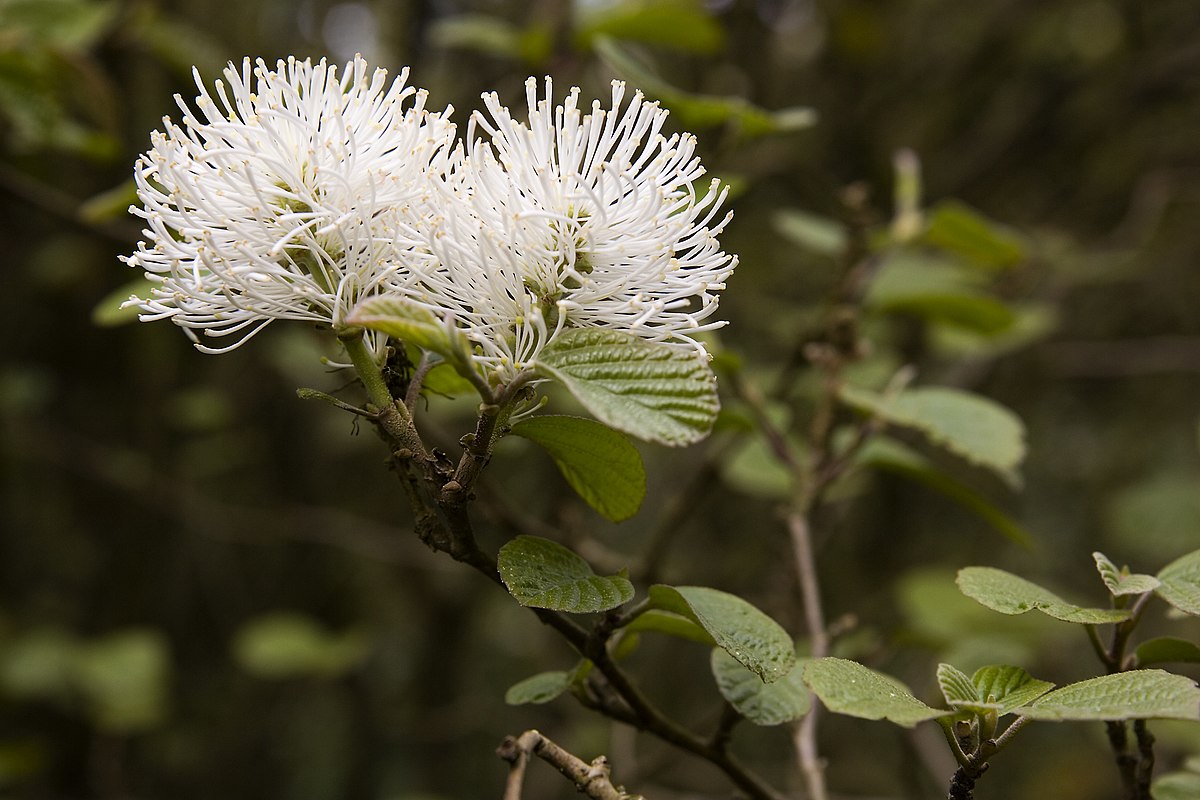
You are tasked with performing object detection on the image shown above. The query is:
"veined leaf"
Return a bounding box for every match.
[1093,551,1160,597]
[957,567,1129,624]
[534,329,719,447]
[1157,549,1200,615]
[936,663,980,708]
[498,536,634,613]
[512,415,645,522]
[505,670,572,705]
[711,649,809,726]
[648,586,794,682]
[803,658,948,727]
[1018,670,1200,721]
[971,665,1054,715]
[346,295,478,381]
[841,386,1026,485]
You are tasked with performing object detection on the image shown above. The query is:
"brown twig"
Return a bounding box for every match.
[497,730,643,800]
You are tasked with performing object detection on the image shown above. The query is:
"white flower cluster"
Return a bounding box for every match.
[125,57,737,380]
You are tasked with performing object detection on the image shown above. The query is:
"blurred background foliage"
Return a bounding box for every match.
[1,0,1198,797]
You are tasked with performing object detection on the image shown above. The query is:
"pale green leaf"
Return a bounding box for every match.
[511,415,646,522]
[498,535,634,613]
[623,609,715,645]
[971,665,1054,715]
[429,14,524,58]
[534,329,719,447]
[346,295,478,380]
[773,209,846,257]
[711,649,809,725]
[856,437,1033,546]
[576,0,724,53]
[841,386,1026,484]
[93,277,156,327]
[73,629,170,732]
[1093,551,1161,597]
[1136,638,1200,667]
[866,253,1015,334]
[648,586,794,682]
[1157,549,1200,615]
[593,36,815,136]
[1019,670,1200,721]
[505,671,573,705]
[1153,770,1200,800]
[922,199,1026,270]
[232,613,368,679]
[936,663,979,707]
[956,567,1130,624]
[802,658,949,727]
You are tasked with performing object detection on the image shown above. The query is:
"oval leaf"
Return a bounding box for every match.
[624,609,715,646]
[802,658,948,728]
[346,295,478,380]
[648,585,794,683]
[505,670,572,705]
[232,613,367,680]
[1093,551,1161,597]
[841,386,1026,485]
[498,535,634,613]
[534,329,720,447]
[937,662,980,707]
[711,649,809,726]
[1157,549,1200,615]
[972,665,1054,715]
[1136,637,1200,667]
[956,567,1130,624]
[1018,670,1200,721]
[511,415,646,522]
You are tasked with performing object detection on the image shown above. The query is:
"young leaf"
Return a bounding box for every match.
[772,209,846,257]
[1135,637,1200,667]
[802,658,949,727]
[1093,551,1161,596]
[497,536,634,613]
[624,609,715,646]
[576,0,725,54]
[505,670,573,705]
[511,415,646,522]
[841,386,1026,486]
[648,586,794,683]
[1157,549,1200,615]
[711,649,810,726]
[1018,670,1200,721]
[936,663,980,707]
[534,329,720,447]
[865,253,1015,335]
[956,567,1130,624]
[971,665,1054,715]
[346,295,478,380]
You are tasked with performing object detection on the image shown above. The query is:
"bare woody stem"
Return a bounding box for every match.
[497,730,643,800]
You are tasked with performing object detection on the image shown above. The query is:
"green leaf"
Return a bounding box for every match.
[1018,670,1200,721]
[576,0,724,53]
[711,649,809,725]
[498,535,634,613]
[505,670,573,705]
[922,200,1026,270]
[1136,638,1200,667]
[802,658,949,727]
[856,437,1033,546]
[866,253,1015,334]
[971,665,1054,715]
[232,613,368,680]
[534,329,719,447]
[92,277,155,327]
[956,567,1130,624]
[346,295,478,381]
[1093,551,1161,597]
[841,386,1026,484]
[1157,549,1200,615]
[511,415,646,522]
[648,586,794,682]
[593,36,815,137]
[623,609,715,645]
[936,663,980,707]
[73,629,170,732]
[1153,770,1200,800]
[772,209,846,257]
